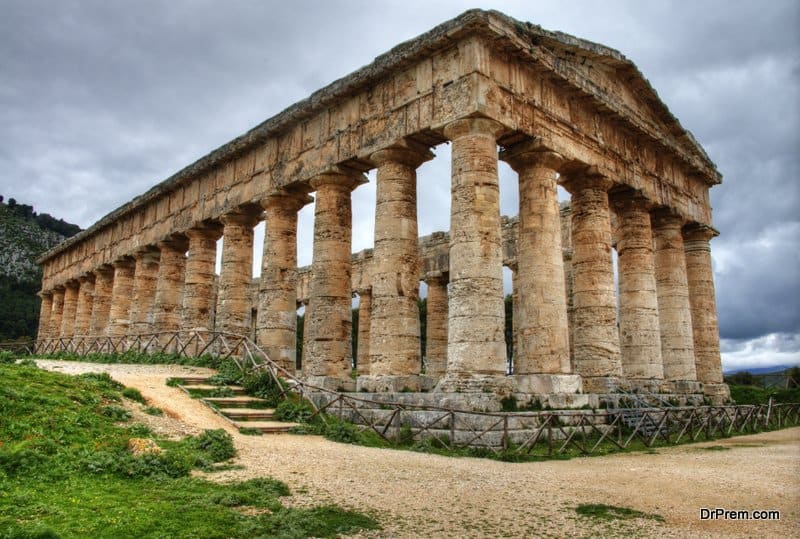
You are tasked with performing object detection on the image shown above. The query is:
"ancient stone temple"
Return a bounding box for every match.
[36,10,729,404]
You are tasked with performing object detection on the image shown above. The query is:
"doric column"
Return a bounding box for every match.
[364,142,433,391]
[500,142,571,376]
[73,274,95,336]
[424,273,448,379]
[49,286,65,338]
[106,258,136,337]
[611,190,664,383]
[89,266,114,335]
[303,170,366,388]
[355,288,372,375]
[257,192,310,372]
[438,117,508,393]
[216,207,261,336]
[182,226,222,332]
[129,248,160,333]
[684,224,728,399]
[652,209,698,386]
[152,237,188,335]
[560,171,622,392]
[509,263,519,372]
[59,280,79,339]
[37,291,53,341]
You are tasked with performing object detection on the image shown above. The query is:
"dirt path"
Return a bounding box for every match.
[37,360,800,538]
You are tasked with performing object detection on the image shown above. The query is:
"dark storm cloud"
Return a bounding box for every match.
[1,0,797,369]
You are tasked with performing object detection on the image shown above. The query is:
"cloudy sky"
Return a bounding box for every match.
[1,0,797,372]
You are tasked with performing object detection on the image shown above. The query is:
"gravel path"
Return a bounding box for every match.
[36,360,800,538]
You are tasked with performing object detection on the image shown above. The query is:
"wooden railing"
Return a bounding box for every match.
[34,332,800,455]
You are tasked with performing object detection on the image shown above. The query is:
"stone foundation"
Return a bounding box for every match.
[356,375,437,393]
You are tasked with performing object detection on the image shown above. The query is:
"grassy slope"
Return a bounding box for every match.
[0,362,378,538]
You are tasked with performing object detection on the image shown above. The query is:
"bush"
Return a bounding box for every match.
[189,429,236,462]
[240,370,286,405]
[100,405,131,421]
[121,387,146,404]
[274,400,314,423]
[0,351,18,364]
[143,406,163,416]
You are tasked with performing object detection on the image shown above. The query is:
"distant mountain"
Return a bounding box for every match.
[0,196,82,340]
[724,365,796,375]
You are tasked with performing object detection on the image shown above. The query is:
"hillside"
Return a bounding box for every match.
[0,196,81,340]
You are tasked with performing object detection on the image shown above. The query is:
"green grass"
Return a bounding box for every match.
[575,503,664,522]
[729,384,800,405]
[0,362,379,538]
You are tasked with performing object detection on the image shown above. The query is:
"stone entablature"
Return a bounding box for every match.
[36,10,728,402]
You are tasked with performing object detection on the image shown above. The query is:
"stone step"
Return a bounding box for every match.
[220,408,276,421]
[203,396,272,408]
[184,384,247,395]
[174,376,213,384]
[235,420,299,434]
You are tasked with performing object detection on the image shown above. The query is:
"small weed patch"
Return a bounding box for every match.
[576,503,664,522]
[143,406,163,416]
[122,386,146,404]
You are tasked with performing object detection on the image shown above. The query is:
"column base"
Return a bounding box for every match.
[356,375,437,393]
[511,374,583,395]
[581,376,623,394]
[625,378,667,394]
[434,373,514,396]
[663,379,704,394]
[303,375,356,392]
[703,383,731,404]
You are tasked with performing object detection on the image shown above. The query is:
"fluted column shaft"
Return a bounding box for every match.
[257,193,307,372]
[37,292,53,340]
[684,225,724,385]
[437,117,507,390]
[129,250,160,333]
[613,192,664,380]
[89,268,114,335]
[303,172,365,380]
[652,211,697,381]
[368,144,432,378]
[182,227,221,331]
[216,209,260,336]
[153,239,187,334]
[561,174,622,386]
[106,259,136,337]
[501,143,570,374]
[424,275,448,379]
[49,287,65,338]
[355,288,372,375]
[73,275,95,336]
[59,281,79,338]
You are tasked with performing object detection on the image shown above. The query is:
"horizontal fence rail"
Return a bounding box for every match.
[34,332,800,455]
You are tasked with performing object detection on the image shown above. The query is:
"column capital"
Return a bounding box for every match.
[156,235,189,252]
[424,271,449,285]
[52,284,66,292]
[309,169,367,191]
[609,188,654,212]
[499,138,565,172]
[38,290,53,299]
[559,167,616,195]
[185,224,223,241]
[651,208,685,229]
[220,205,262,228]
[443,116,505,141]
[370,140,434,168]
[78,272,96,284]
[95,263,115,276]
[112,256,135,269]
[354,286,372,297]
[64,278,80,289]
[683,223,719,243]
[260,189,313,212]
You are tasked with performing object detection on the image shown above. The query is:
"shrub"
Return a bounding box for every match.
[0,351,17,364]
[189,429,236,462]
[100,405,131,421]
[121,387,146,404]
[144,406,163,416]
[274,400,314,423]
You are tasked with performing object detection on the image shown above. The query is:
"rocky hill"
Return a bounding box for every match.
[0,196,81,340]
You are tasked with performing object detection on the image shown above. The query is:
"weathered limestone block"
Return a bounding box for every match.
[684,224,728,399]
[129,249,160,333]
[365,142,433,390]
[73,274,95,336]
[424,274,448,379]
[182,226,221,331]
[152,238,188,336]
[437,117,509,394]
[106,258,136,337]
[652,210,697,384]
[500,142,570,375]
[59,280,79,339]
[89,266,115,335]
[36,291,53,340]
[216,207,261,335]
[355,288,372,375]
[303,171,366,387]
[49,287,65,338]
[257,192,309,372]
[612,190,664,381]
[561,172,622,391]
